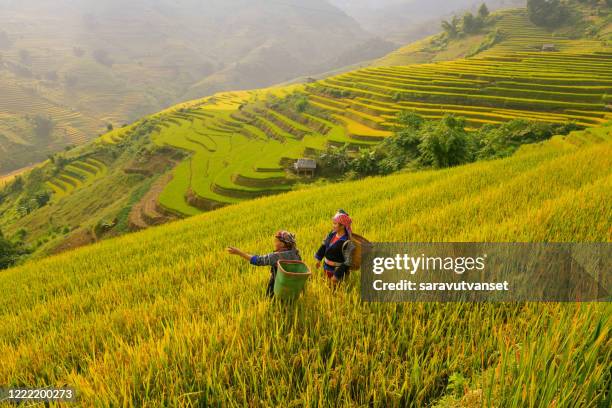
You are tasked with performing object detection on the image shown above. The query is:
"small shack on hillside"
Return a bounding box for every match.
[542,44,557,52]
[294,158,317,177]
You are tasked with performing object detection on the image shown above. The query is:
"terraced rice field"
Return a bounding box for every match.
[45,157,107,198]
[2,125,610,406]
[0,77,102,146]
[98,8,612,218]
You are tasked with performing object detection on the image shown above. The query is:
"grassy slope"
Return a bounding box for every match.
[0,125,610,406]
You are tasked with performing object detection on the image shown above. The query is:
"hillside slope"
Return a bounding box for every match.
[374,3,612,65]
[0,125,610,406]
[1,4,611,258]
[0,0,382,173]
[111,5,612,218]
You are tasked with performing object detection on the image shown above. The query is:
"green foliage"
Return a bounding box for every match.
[274,92,311,113]
[479,3,490,19]
[474,119,581,160]
[295,96,309,113]
[441,16,461,38]
[15,228,27,241]
[351,149,382,176]
[94,218,117,238]
[424,33,450,53]
[418,116,473,168]
[25,168,45,191]
[317,85,354,99]
[397,111,425,129]
[317,144,353,176]
[47,153,69,173]
[462,12,481,34]
[467,28,506,57]
[17,190,51,216]
[527,0,571,27]
[0,228,29,270]
[316,113,583,179]
[446,372,468,397]
[5,176,24,195]
[443,3,491,38]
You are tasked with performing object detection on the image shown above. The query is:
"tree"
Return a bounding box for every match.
[418,115,473,168]
[478,3,490,19]
[295,96,309,113]
[474,119,580,159]
[527,0,570,27]
[351,149,381,176]
[377,128,419,174]
[462,12,480,34]
[441,16,461,38]
[397,111,425,130]
[107,123,114,131]
[318,144,352,175]
[0,228,28,270]
[6,176,24,194]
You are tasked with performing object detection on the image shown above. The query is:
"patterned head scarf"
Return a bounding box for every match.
[275,230,297,249]
[332,209,352,238]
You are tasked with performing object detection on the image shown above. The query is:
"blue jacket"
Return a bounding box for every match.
[314,231,355,273]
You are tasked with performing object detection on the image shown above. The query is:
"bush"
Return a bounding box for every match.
[16,189,51,216]
[316,113,579,180]
[0,228,29,270]
[94,218,117,238]
[475,119,580,159]
[317,144,352,176]
[418,115,473,168]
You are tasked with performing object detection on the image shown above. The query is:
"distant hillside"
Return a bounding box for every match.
[330,0,525,45]
[0,0,385,173]
[374,0,612,65]
[0,3,610,259]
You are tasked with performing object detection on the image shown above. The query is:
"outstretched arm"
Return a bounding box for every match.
[226,247,254,262]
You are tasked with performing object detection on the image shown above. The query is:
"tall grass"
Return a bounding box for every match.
[0,130,610,406]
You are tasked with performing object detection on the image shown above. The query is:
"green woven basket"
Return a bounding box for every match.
[274,260,311,300]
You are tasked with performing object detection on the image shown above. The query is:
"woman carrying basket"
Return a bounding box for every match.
[315,209,356,285]
[227,230,301,298]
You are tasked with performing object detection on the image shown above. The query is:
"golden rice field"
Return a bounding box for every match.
[1,124,610,407]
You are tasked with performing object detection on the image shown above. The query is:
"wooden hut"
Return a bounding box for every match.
[294,158,317,177]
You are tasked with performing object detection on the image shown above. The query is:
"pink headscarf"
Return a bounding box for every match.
[332,210,352,238]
